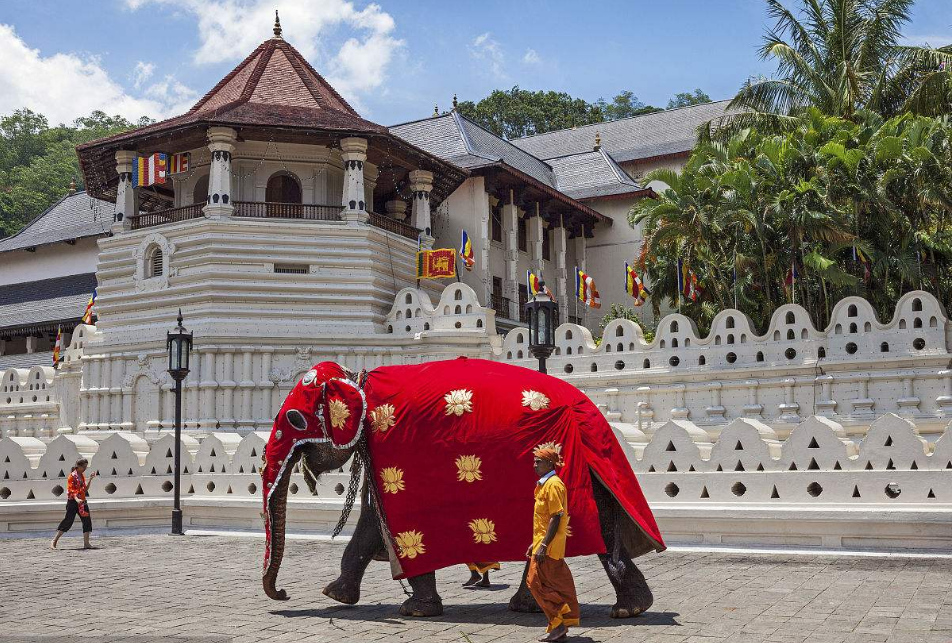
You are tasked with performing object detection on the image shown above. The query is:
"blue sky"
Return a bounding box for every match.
[0,0,948,126]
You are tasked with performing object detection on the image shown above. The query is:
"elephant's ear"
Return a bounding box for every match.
[319,378,366,449]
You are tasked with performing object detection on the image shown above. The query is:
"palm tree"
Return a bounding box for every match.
[702,0,952,140]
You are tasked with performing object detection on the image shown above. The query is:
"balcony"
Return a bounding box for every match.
[491,294,511,320]
[125,202,421,241]
[129,204,204,230]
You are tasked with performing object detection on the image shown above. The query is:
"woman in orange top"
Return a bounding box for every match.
[51,458,96,549]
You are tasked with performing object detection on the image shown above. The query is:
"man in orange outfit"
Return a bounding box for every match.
[526,445,579,642]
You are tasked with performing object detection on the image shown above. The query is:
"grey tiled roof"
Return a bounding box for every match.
[511,100,732,163]
[0,192,112,254]
[390,113,556,188]
[546,150,647,200]
[0,273,97,331]
[0,351,53,371]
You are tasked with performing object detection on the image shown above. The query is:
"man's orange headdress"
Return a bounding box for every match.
[533,442,564,468]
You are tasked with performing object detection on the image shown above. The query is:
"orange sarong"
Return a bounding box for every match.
[527,556,580,632]
[467,562,500,574]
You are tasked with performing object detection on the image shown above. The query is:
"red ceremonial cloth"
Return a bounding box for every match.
[361,358,664,579]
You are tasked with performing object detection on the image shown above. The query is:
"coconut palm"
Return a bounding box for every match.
[702,0,952,140]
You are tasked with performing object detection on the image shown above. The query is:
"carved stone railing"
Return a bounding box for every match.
[129,204,204,230]
[234,201,343,221]
[368,212,421,241]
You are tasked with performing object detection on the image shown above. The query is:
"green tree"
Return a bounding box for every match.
[456,86,603,139]
[703,0,952,139]
[667,89,712,109]
[0,109,149,238]
[598,303,655,342]
[595,91,662,120]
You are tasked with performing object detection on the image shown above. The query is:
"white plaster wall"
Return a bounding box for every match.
[0,238,100,286]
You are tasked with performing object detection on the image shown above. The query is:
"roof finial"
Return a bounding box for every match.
[273,9,283,39]
[433,104,439,117]
[594,131,602,151]
[452,94,458,110]
[68,178,77,195]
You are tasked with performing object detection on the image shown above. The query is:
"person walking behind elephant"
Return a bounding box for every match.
[526,446,578,642]
[463,562,499,587]
[50,459,96,550]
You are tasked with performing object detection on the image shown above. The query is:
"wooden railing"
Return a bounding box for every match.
[368,212,421,241]
[234,201,343,221]
[491,294,512,320]
[129,204,204,230]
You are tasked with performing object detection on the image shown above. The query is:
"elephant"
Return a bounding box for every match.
[260,358,665,618]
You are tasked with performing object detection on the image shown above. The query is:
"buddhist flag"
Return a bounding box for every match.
[52,326,62,368]
[417,248,457,279]
[527,270,557,302]
[81,289,97,324]
[678,260,700,302]
[133,153,167,187]
[626,263,649,306]
[460,230,475,271]
[168,153,190,174]
[783,262,798,300]
[575,267,601,309]
[854,247,871,284]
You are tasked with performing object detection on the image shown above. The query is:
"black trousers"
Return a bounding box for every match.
[57,498,92,533]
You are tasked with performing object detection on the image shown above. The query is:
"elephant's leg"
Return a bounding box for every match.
[398,572,443,617]
[507,560,542,613]
[322,502,383,605]
[593,479,654,618]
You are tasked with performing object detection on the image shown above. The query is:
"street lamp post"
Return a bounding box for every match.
[166,309,193,535]
[524,282,558,374]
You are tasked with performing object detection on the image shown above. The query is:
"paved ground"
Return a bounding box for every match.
[1,533,951,643]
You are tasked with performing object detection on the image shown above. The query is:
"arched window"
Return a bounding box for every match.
[193,174,209,205]
[266,172,302,204]
[147,245,163,278]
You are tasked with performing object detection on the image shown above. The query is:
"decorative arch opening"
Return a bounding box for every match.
[146,245,163,278]
[193,174,209,205]
[266,172,302,205]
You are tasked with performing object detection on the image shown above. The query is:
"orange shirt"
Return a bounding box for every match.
[67,470,87,502]
[531,473,569,560]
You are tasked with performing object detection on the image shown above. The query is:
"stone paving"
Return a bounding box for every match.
[1,533,951,642]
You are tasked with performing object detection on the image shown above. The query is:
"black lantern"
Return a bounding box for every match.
[167,310,192,378]
[525,282,558,374]
[166,309,192,535]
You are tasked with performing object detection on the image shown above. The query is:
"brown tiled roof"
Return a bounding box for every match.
[77,36,466,209]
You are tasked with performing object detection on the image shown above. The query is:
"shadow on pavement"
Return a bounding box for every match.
[272,605,680,628]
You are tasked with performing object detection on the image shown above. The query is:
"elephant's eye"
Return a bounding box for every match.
[286,409,308,431]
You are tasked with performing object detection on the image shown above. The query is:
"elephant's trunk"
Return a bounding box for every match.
[262,450,300,601]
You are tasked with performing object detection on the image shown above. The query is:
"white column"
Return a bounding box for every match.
[409,169,434,247]
[341,137,369,223]
[529,206,544,275]
[25,336,37,354]
[237,348,254,431]
[219,350,236,429]
[112,150,136,234]
[258,349,274,428]
[503,191,519,320]
[0,340,5,356]
[204,127,237,219]
[187,350,200,428]
[110,359,125,429]
[99,358,112,429]
[475,181,492,307]
[385,200,408,221]
[554,224,568,323]
[198,347,218,430]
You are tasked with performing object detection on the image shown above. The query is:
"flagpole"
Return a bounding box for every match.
[792,260,796,306]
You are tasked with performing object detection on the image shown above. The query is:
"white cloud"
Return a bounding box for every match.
[522,48,541,65]
[900,33,952,47]
[469,32,507,80]
[125,0,404,110]
[0,23,196,124]
[132,61,155,89]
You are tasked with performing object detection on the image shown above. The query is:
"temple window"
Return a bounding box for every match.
[147,245,164,278]
[266,172,302,204]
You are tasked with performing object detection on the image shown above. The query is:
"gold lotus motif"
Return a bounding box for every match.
[444,389,474,416]
[328,397,351,430]
[395,530,426,559]
[455,455,483,483]
[370,404,397,433]
[380,467,405,494]
[521,390,550,411]
[468,518,497,545]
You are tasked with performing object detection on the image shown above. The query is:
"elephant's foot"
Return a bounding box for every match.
[508,584,542,613]
[322,577,360,605]
[398,594,443,617]
[609,580,653,618]
[399,572,443,617]
[610,596,647,619]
